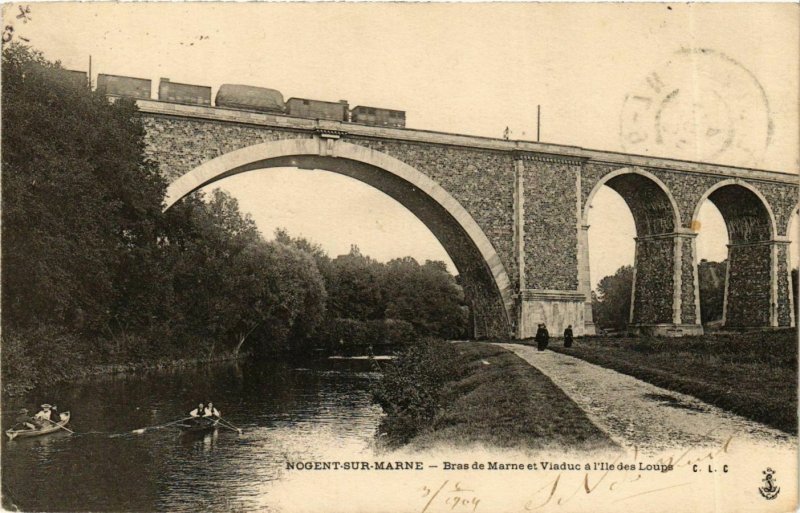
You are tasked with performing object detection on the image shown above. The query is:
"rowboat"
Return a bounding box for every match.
[176,417,219,433]
[6,412,70,441]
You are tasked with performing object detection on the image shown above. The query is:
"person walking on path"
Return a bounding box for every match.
[563,325,573,348]
[535,323,549,351]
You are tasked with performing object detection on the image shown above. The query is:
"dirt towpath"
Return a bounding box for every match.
[496,343,795,454]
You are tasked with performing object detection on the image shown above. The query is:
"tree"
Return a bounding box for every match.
[1,43,166,335]
[228,240,327,356]
[274,227,333,287]
[698,259,726,324]
[383,258,467,338]
[326,245,386,320]
[592,265,633,330]
[160,189,263,351]
[160,194,328,356]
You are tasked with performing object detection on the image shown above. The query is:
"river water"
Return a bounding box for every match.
[1,356,384,512]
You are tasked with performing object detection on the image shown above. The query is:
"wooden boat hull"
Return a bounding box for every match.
[177,417,219,433]
[6,412,70,440]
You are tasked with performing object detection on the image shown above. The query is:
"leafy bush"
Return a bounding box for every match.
[372,339,465,445]
[1,325,86,395]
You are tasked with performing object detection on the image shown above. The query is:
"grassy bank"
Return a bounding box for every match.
[372,340,617,451]
[548,331,797,434]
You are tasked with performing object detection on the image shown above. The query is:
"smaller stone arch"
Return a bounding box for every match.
[692,179,781,328]
[582,166,699,334]
[583,167,682,231]
[691,178,777,242]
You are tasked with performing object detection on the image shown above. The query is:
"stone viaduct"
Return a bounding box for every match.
[137,99,799,339]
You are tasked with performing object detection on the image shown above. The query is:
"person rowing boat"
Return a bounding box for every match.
[34,404,55,428]
[12,409,35,431]
[6,410,71,440]
[203,402,220,419]
[203,403,243,433]
[178,401,219,433]
[189,402,205,418]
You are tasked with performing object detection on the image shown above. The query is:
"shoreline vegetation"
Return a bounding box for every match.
[1,319,414,398]
[547,331,797,434]
[372,340,617,451]
[1,351,246,398]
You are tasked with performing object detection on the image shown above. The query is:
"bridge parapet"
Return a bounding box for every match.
[137,99,797,183]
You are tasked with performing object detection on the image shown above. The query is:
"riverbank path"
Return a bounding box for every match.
[496,343,796,454]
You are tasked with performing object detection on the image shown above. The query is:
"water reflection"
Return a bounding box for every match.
[2,357,384,512]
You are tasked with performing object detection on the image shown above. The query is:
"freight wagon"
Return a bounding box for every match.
[55,69,88,89]
[351,106,406,128]
[286,98,349,122]
[158,78,211,106]
[96,74,151,100]
[86,73,407,129]
[215,84,285,113]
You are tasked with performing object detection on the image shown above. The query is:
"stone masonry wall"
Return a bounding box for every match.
[580,162,617,212]
[757,181,799,236]
[633,238,675,324]
[726,244,771,327]
[581,163,796,238]
[460,268,510,339]
[607,174,675,235]
[141,116,314,182]
[523,159,579,291]
[648,171,718,228]
[349,137,518,293]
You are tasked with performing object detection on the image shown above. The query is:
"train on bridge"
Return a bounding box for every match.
[89,72,406,128]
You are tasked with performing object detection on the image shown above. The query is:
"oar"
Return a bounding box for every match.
[42,417,75,434]
[132,416,194,434]
[216,418,242,434]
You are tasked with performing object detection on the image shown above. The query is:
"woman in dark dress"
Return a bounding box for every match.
[563,325,574,348]
[535,324,550,351]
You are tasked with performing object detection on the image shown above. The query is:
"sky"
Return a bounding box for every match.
[6,3,798,288]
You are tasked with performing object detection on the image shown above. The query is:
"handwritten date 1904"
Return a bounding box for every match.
[420,480,481,513]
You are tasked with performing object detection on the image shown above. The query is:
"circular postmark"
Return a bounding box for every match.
[620,48,772,167]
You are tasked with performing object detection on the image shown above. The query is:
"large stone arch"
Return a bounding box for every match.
[692,179,791,328]
[163,138,514,338]
[582,166,701,335]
